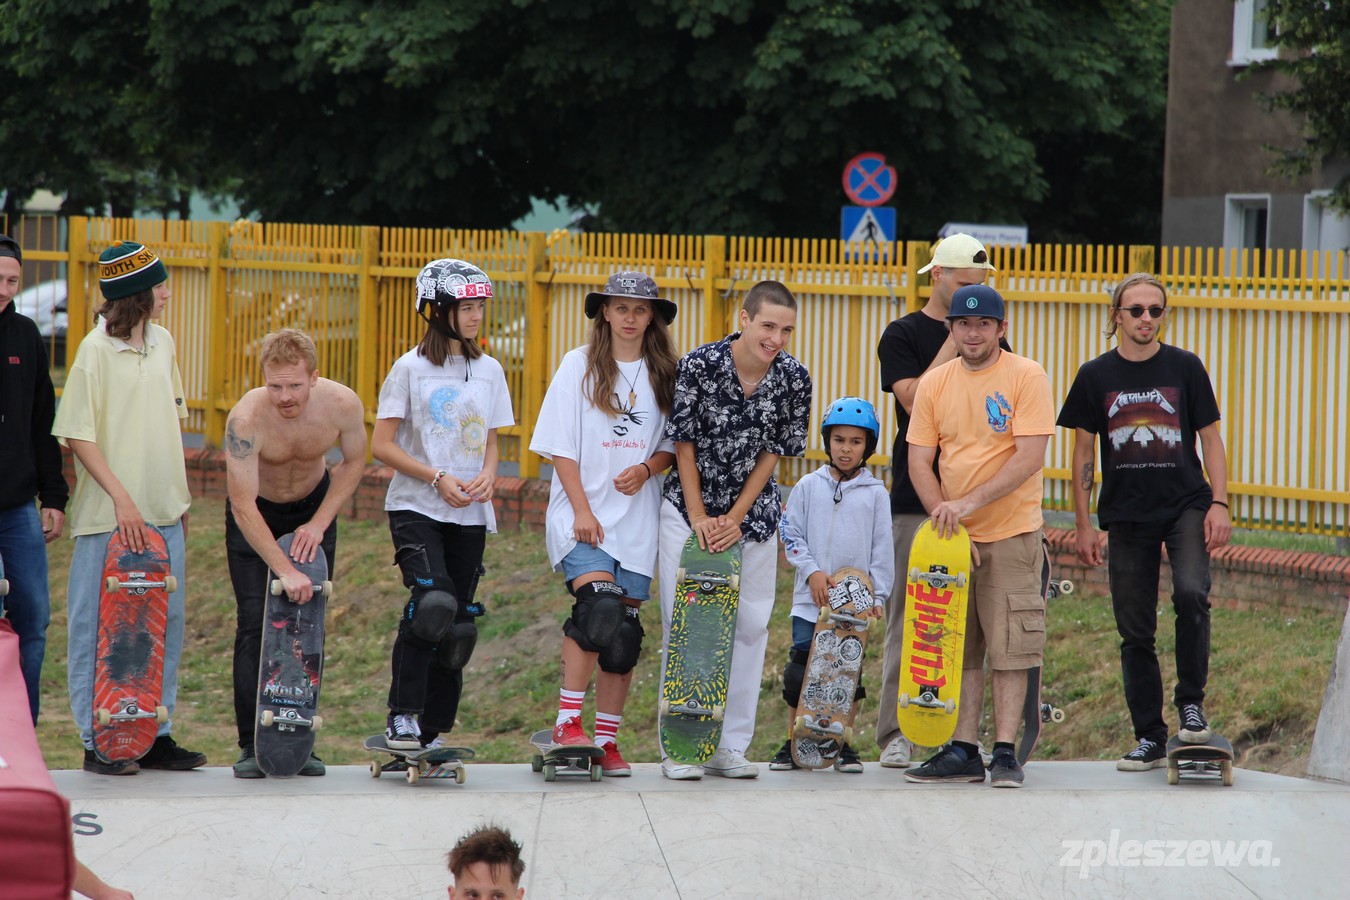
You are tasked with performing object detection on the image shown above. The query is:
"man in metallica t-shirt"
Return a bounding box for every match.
[1057,273,1231,773]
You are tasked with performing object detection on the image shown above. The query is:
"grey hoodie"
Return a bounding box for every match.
[779,464,894,622]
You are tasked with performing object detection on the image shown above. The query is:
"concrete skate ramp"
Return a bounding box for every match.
[54,761,1345,898]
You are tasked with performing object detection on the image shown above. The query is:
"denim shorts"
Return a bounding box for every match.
[791,614,816,654]
[561,543,651,601]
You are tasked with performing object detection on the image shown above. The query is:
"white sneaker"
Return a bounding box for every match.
[661,757,703,781]
[422,736,447,751]
[977,742,992,768]
[879,735,912,769]
[703,748,759,779]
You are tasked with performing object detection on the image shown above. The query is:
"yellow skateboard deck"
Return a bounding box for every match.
[898,520,971,748]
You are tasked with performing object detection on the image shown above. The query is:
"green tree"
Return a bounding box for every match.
[1,1,1171,241]
[1260,1,1350,211]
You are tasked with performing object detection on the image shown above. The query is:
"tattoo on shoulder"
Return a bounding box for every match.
[226,420,256,459]
[1079,461,1094,492]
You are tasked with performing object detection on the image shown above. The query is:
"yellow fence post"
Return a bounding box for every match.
[519,231,549,480]
[704,234,727,345]
[1128,245,1156,274]
[65,216,91,359]
[354,226,382,459]
[204,221,229,447]
[906,240,930,311]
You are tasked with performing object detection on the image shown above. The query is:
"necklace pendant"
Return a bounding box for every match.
[629,390,637,406]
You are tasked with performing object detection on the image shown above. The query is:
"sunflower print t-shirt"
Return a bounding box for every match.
[377,348,515,528]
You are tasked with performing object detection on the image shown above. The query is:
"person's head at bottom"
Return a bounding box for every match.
[449,824,525,900]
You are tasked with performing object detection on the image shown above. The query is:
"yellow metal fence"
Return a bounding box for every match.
[5,215,1348,537]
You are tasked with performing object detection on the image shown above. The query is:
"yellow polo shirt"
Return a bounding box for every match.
[53,320,191,536]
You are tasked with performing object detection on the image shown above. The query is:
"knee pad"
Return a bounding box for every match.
[571,581,627,649]
[436,621,478,671]
[407,589,457,644]
[782,647,809,707]
[598,608,644,674]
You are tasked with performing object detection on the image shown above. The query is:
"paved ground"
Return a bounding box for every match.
[55,761,1345,899]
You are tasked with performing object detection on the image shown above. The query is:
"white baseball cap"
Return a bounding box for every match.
[916,233,997,274]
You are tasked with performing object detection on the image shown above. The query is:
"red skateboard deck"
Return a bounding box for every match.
[93,526,175,763]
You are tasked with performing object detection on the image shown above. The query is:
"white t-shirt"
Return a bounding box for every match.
[529,347,673,577]
[376,349,515,528]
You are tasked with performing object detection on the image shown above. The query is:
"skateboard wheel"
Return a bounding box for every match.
[270,579,284,596]
[455,766,467,785]
[1167,763,1179,785]
[1221,761,1234,786]
[322,581,334,599]
[817,606,832,624]
[909,567,921,583]
[531,754,543,773]
[1059,580,1075,596]
[658,699,670,717]
[589,763,603,782]
[842,726,854,745]
[96,708,111,726]
[728,574,740,591]
[543,765,557,783]
[711,704,725,722]
[955,572,968,588]
[311,714,324,731]
[260,710,275,728]
[406,766,420,785]
[0,578,9,596]
[369,759,382,778]
[944,699,955,714]
[898,693,910,708]
[675,567,686,584]
[105,576,121,593]
[155,705,168,723]
[1050,708,1065,724]
[163,575,178,593]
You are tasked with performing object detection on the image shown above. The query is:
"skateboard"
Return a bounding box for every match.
[92,526,175,763]
[1167,733,1234,786]
[659,533,741,765]
[1015,543,1069,764]
[528,729,605,782]
[790,567,876,769]
[364,735,473,785]
[254,533,331,777]
[897,520,970,748]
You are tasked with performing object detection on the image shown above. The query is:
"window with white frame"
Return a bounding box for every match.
[1230,0,1278,66]
[1303,192,1350,253]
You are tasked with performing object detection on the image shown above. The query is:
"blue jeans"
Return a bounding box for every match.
[1107,508,1211,744]
[67,522,187,748]
[560,543,652,600]
[0,502,51,722]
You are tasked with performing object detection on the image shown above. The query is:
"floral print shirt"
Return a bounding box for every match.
[662,333,812,542]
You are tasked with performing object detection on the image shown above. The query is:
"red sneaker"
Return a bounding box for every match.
[600,742,631,776]
[552,716,591,746]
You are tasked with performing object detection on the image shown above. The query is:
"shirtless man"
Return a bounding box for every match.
[223,329,367,777]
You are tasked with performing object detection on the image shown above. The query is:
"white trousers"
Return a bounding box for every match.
[658,500,778,754]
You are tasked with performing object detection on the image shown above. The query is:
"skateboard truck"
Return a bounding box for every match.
[95,698,168,727]
[260,707,323,732]
[908,566,967,589]
[105,572,178,594]
[794,713,851,743]
[820,608,870,630]
[899,687,956,714]
[660,698,725,720]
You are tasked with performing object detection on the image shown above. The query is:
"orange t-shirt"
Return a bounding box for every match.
[907,350,1055,541]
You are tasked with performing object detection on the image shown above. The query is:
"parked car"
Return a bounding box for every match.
[11,280,67,366]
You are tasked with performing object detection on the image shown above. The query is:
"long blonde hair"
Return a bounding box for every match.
[583,309,677,416]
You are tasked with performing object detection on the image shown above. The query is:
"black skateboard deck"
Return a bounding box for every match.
[255,534,331,777]
[364,734,474,785]
[1166,733,1234,786]
[528,729,604,782]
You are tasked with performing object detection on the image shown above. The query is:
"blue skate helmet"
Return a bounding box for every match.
[821,396,880,474]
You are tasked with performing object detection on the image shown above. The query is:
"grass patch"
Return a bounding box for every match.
[36,496,1342,775]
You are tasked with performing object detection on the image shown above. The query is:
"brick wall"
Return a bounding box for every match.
[63,449,1349,613]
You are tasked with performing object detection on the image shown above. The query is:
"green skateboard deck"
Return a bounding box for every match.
[660,534,741,765]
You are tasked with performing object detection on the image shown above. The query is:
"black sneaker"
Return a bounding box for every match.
[1117,738,1167,771]
[83,748,138,776]
[769,740,799,771]
[298,753,326,776]
[989,751,1024,788]
[904,745,986,783]
[233,746,264,779]
[386,713,421,750]
[1178,704,1212,744]
[138,735,207,770]
[834,743,864,774]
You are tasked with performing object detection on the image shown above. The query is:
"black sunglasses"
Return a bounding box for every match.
[1120,305,1166,319]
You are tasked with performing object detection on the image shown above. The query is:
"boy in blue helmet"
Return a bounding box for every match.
[774,397,894,771]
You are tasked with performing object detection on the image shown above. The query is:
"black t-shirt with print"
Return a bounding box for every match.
[1057,343,1220,527]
